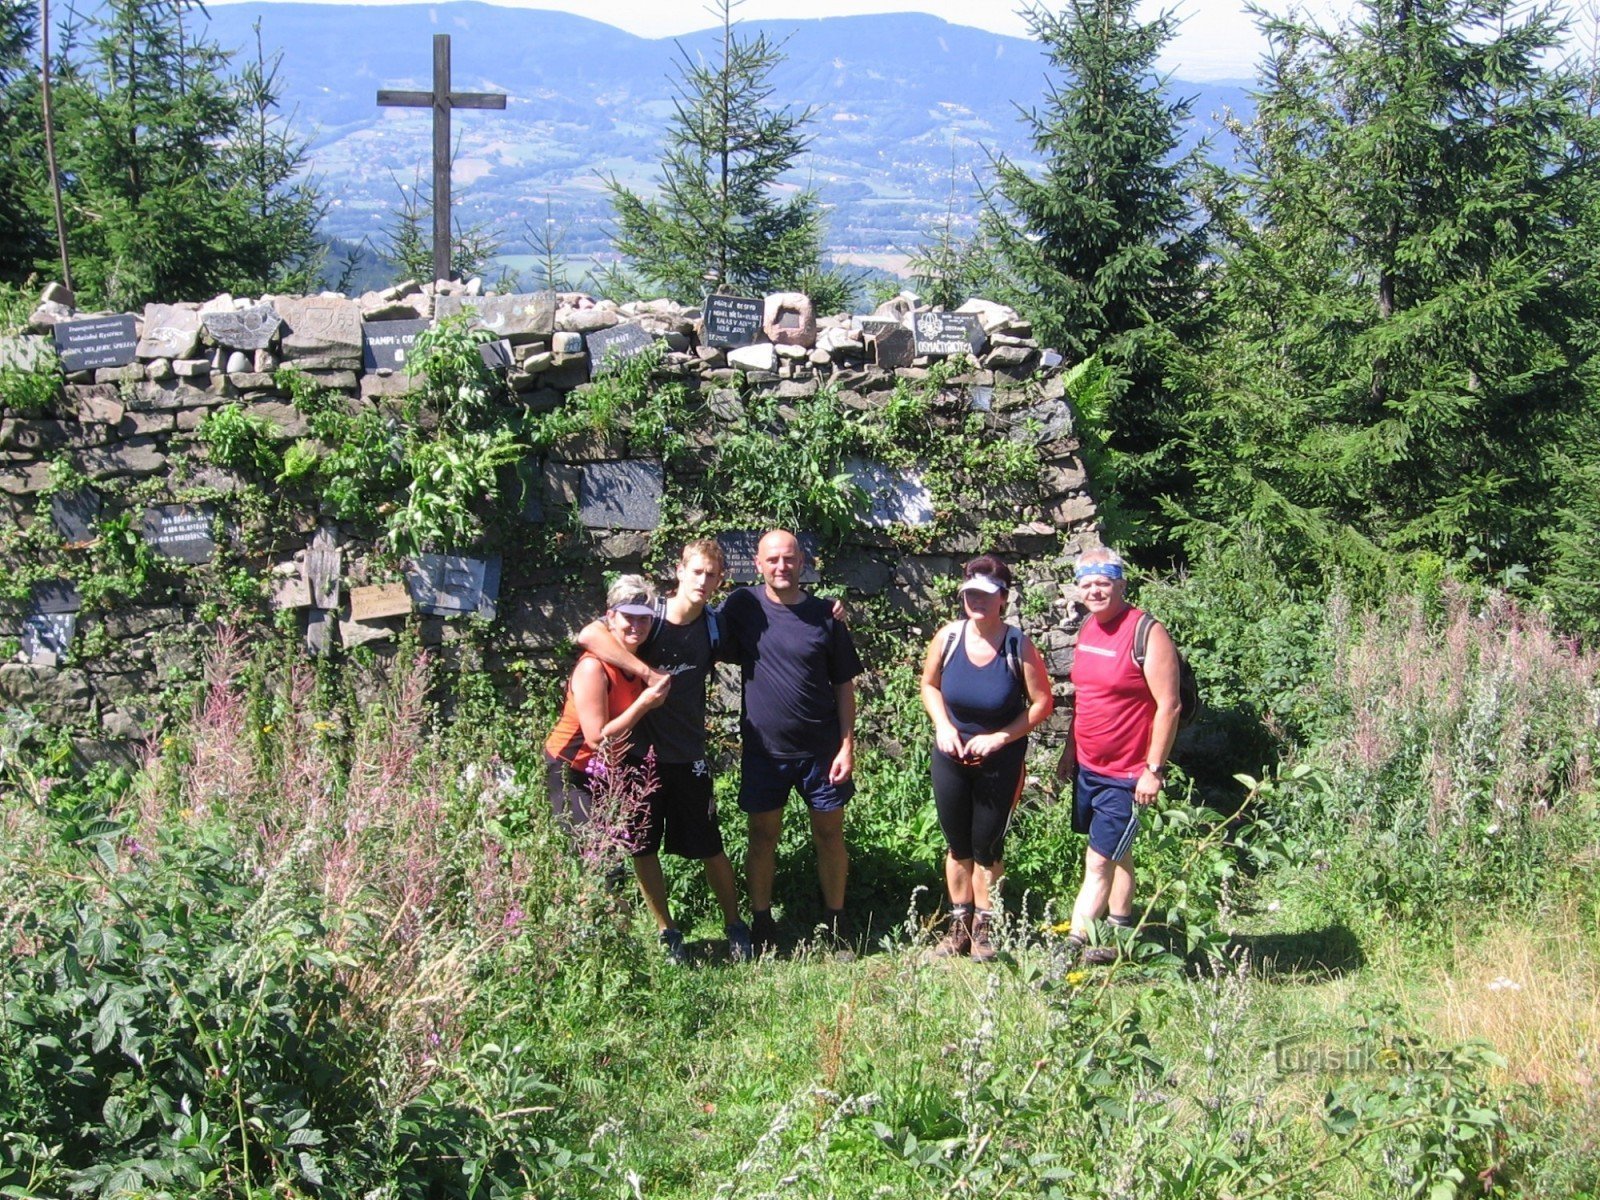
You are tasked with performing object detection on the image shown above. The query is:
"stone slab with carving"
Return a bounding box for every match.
[276,296,362,367]
[202,302,282,352]
[136,305,202,361]
[436,292,557,342]
[578,460,663,531]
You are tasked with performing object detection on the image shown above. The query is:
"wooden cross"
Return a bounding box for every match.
[377,34,507,283]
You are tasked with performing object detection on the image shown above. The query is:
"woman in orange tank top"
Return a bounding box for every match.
[545,575,672,839]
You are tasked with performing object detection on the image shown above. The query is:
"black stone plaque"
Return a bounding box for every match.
[32,579,82,614]
[21,612,74,663]
[702,293,764,349]
[140,503,216,564]
[50,487,102,542]
[52,315,139,372]
[404,553,489,616]
[716,531,821,585]
[479,339,514,372]
[868,326,915,369]
[912,311,987,358]
[585,322,657,376]
[857,318,900,337]
[362,319,429,372]
[578,460,664,530]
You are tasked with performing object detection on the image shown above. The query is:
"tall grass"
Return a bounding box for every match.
[1280,586,1600,924]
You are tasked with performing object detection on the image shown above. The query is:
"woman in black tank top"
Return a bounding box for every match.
[918,556,1054,962]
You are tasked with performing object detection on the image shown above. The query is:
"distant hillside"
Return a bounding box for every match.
[203,1,1253,273]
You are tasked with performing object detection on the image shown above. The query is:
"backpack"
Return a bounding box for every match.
[643,596,720,654]
[1131,612,1201,727]
[940,620,1028,701]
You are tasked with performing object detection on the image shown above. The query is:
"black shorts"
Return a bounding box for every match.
[624,759,726,860]
[930,740,1027,867]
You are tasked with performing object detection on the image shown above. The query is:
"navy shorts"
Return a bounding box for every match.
[626,759,726,860]
[1074,767,1140,861]
[738,748,853,814]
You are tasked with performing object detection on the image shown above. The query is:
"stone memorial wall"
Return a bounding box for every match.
[0,280,1101,763]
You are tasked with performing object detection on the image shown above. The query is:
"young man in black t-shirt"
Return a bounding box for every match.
[718,529,863,955]
[577,540,753,963]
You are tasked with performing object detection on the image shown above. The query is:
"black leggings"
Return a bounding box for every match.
[931,739,1027,867]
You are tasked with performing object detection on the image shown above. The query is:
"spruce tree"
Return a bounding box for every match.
[0,0,44,282]
[1186,0,1600,585]
[606,0,842,307]
[983,0,1208,556]
[43,0,320,309]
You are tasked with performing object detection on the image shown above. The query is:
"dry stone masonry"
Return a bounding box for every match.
[1,280,1102,763]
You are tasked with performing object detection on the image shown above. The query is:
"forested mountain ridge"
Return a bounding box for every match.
[200,1,1251,256]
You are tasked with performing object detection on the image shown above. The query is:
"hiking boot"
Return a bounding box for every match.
[660,928,690,967]
[751,910,780,958]
[931,908,972,959]
[726,920,755,964]
[970,909,998,963]
[1082,943,1119,966]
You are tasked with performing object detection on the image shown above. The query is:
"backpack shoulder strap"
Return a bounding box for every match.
[940,620,966,673]
[641,596,667,649]
[1004,625,1029,701]
[1132,611,1155,669]
[704,605,720,652]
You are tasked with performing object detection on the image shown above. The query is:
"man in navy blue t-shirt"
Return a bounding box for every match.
[720,529,863,955]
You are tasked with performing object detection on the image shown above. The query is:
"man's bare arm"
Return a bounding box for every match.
[575,618,659,683]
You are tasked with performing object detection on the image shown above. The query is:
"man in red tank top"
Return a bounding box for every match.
[1065,547,1182,963]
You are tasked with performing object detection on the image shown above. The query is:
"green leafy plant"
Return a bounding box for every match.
[197,403,284,476]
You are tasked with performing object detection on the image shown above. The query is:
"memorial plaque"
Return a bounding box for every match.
[857,318,901,337]
[868,326,915,369]
[578,460,663,531]
[479,339,514,372]
[305,608,335,657]
[136,304,202,360]
[140,503,216,564]
[477,553,502,620]
[304,546,342,610]
[847,458,937,527]
[52,316,138,372]
[435,292,557,339]
[21,612,74,664]
[702,293,764,349]
[32,579,82,614]
[361,319,429,372]
[969,385,994,413]
[272,575,312,610]
[585,322,657,376]
[203,302,282,352]
[404,553,489,616]
[716,530,821,584]
[50,487,102,543]
[912,311,987,358]
[1040,348,1064,369]
[348,583,412,622]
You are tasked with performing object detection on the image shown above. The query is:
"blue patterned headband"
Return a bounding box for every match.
[1074,562,1124,582]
